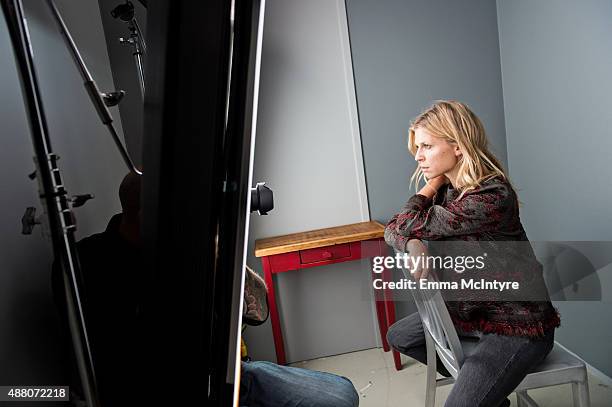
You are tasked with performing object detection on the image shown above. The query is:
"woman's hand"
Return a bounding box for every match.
[428,175,449,189]
[418,175,448,199]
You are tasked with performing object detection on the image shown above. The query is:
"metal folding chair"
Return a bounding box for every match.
[403,266,590,407]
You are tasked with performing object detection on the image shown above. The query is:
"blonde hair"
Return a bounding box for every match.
[408,100,509,199]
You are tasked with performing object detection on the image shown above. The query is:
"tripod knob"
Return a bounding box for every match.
[21,207,40,235]
[70,194,95,208]
[101,90,126,107]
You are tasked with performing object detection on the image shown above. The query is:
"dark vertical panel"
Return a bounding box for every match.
[210,0,263,403]
[140,0,232,404]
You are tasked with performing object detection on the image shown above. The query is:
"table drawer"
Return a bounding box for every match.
[299,244,351,264]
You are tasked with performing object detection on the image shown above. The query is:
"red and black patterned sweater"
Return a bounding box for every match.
[384,176,560,338]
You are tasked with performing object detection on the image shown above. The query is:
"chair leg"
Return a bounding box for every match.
[572,383,579,407]
[572,381,591,407]
[424,330,437,407]
[517,391,539,407]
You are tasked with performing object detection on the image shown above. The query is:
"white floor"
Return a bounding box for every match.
[291,348,612,407]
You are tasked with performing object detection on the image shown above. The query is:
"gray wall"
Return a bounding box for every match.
[243,0,378,364]
[1,0,127,384]
[497,0,612,377]
[346,0,508,318]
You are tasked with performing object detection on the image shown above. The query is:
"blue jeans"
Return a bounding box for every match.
[240,361,359,407]
[387,313,554,407]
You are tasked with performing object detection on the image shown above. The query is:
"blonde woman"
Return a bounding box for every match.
[384,101,560,407]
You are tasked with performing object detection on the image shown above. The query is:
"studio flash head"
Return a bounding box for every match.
[250,182,274,215]
[111,1,135,21]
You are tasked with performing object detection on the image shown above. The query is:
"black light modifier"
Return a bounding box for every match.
[250,182,273,215]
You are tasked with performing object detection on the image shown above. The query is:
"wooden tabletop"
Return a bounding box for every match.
[254,221,385,257]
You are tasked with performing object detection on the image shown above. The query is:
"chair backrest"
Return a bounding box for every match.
[397,252,466,377]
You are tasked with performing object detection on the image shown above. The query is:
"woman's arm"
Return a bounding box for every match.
[406,238,431,280]
[383,176,446,251]
[387,178,513,241]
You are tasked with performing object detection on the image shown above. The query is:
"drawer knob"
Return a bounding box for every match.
[322,251,332,259]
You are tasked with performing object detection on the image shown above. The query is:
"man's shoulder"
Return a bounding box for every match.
[76,214,123,253]
[77,231,110,252]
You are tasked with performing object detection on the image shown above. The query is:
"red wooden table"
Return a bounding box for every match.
[254,221,402,370]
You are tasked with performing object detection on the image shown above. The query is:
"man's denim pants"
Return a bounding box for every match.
[240,360,359,407]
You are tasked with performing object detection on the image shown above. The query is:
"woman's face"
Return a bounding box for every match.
[413,127,462,179]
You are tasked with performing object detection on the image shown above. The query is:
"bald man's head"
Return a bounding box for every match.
[119,172,141,219]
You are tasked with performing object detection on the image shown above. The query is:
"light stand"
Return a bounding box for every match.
[112,1,147,97]
[46,0,141,175]
[1,1,102,406]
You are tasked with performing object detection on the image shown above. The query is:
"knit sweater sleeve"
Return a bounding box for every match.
[384,181,513,245]
[384,194,431,252]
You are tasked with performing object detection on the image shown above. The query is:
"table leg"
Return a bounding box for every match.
[372,266,390,352]
[262,256,287,365]
[382,265,402,371]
